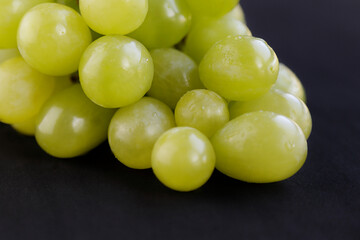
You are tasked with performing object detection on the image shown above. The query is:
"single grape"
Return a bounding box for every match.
[79,35,154,108]
[152,127,216,191]
[35,84,115,158]
[229,89,312,139]
[11,75,73,136]
[212,111,307,183]
[185,0,239,17]
[184,14,251,63]
[0,0,54,48]
[79,0,148,35]
[147,48,203,109]
[273,63,306,102]
[227,4,246,23]
[175,89,229,137]
[128,0,191,49]
[17,3,92,76]
[199,35,279,101]
[0,57,55,124]
[108,97,175,169]
[0,48,20,65]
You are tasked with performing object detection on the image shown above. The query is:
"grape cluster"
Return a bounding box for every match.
[0,0,312,191]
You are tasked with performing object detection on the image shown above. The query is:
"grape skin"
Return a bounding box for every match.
[175,89,229,137]
[199,35,279,101]
[212,111,308,183]
[17,3,92,76]
[79,35,154,108]
[152,127,216,192]
[128,0,192,49]
[35,84,115,158]
[185,0,239,17]
[108,97,175,169]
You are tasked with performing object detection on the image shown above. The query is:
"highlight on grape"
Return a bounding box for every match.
[0,0,312,191]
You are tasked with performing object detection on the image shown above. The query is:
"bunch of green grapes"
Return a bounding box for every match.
[0,0,312,192]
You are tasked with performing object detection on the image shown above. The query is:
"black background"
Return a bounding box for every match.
[1,0,360,239]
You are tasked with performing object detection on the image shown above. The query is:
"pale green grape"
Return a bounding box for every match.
[56,0,79,11]
[184,15,251,63]
[212,111,307,183]
[17,3,91,76]
[147,48,203,109]
[79,0,148,35]
[229,89,312,139]
[273,63,306,102]
[35,84,115,158]
[0,48,20,64]
[185,0,239,17]
[227,4,246,23]
[128,0,191,49]
[108,97,175,169]
[11,75,73,135]
[12,115,37,136]
[199,35,279,101]
[79,35,154,108]
[175,89,229,137]
[152,127,215,191]
[0,0,54,48]
[0,57,55,124]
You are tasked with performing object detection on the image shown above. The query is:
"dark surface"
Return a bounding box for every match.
[1,0,360,239]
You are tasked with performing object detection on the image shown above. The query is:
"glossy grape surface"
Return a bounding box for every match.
[79,0,148,35]
[0,49,20,64]
[35,84,115,158]
[0,57,55,124]
[152,127,216,191]
[212,111,307,183]
[227,4,246,23]
[175,89,229,137]
[147,48,203,109]
[273,63,306,102]
[185,0,238,17]
[128,0,191,49]
[185,15,251,63]
[11,75,73,136]
[0,0,53,48]
[229,89,312,139]
[108,97,175,169]
[17,3,92,76]
[79,35,154,108]
[199,35,279,101]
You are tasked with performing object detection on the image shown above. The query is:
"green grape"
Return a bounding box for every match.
[12,115,37,136]
[273,63,306,102]
[175,89,229,137]
[128,0,191,49]
[0,57,55,124]
[0,48,20,64]
[79,35,154,108]
[229,89,312,139]
[199,35,279,101]
[152,127,216,191]
[227,4,246,23]
[35,84,115,158]
[0,0,54,48]
[17,3,91,76]
[56,0,79,11]
[11,75,73,136]
[212,111,307,183]
[185,0,239,17]
[108,97,175,169]
[147,48,203,109]
[79,0,148,35]
[184,15,251,63]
